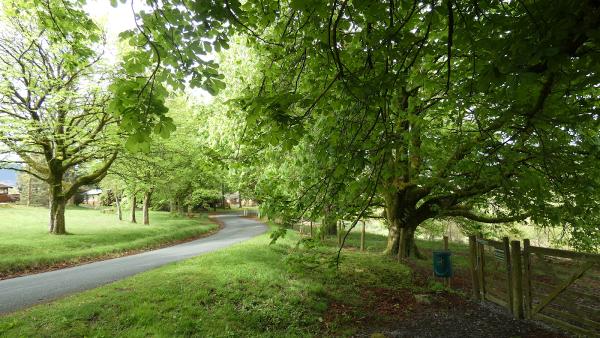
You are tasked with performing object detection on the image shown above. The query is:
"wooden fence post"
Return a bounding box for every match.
[310,221,313,238]
[522,239,532,319]
[468,235,481,300]
[510,240,524,319]
[360,220,366,252]
[477,233,486,299]
[503,236,513,314]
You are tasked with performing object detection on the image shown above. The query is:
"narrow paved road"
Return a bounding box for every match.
[0,215,267,314]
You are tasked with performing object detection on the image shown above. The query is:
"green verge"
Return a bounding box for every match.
[0,224,412,337]
[0,205,218,276]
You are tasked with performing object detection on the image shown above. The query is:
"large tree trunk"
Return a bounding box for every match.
[130,194,137,223]
[383,191,401,255]
[385,217,421,258]
[238,191,242,208]
[383,191,425,258]
[143,190,152,225]
[399,227,421,258]
[48,182,67,234]
[115,193,122,221]
[169,199,175,213]
[385,219,401,255]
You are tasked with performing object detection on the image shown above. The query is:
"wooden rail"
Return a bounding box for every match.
[469,235,600,336]
[528,245,600,262]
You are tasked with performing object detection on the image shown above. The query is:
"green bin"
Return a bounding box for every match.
[432,250,452,278]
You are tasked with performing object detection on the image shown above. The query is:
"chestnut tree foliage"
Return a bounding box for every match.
[215,0,600,253]
[1,0,599,254]
[0,0,119,234]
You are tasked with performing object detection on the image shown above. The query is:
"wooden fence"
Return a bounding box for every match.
[469,234,600,337]
[241,209,259,217]
[293,219,368,252]
[469,235,516,313]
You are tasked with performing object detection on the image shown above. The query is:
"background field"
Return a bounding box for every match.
[0,205,218,277]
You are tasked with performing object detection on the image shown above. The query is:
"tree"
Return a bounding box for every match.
[109,150,163,225]
[107,95,227,223]
[16,171,48,207]
[98,0,599,252]
[152,97,227,215]
[0,1,119,234]
[223,0,600,253]
[106,0,235,146]
[99,175,125,221]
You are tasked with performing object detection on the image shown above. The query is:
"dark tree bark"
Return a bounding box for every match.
[143,190,152,225]
[115,193,122,221]
[48,178,67,234]
[383,190,429,258]
[130,193,137,223]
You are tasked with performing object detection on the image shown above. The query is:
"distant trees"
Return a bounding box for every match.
[105,96,226,225]
[0,0,249,234]
[16,173,47,206]
[108,151,162,225]
[0,1,119,234]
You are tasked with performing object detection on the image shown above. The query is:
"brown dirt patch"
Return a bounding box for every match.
[324,259,570,338]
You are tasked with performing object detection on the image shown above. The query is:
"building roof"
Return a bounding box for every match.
[225,192,240,199]
[0,183,12,188]
[84,189,102,196]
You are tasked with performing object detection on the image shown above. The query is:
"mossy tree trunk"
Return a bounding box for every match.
[383,190,430,258]
[143,190,152,225]
[48,180,67,234]
[130,194,137,223]
[115,193,122,221]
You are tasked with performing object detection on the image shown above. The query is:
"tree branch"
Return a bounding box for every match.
[439,209,527,223]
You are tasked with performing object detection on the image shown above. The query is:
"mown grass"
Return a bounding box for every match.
[0,224,413,337]
[0,205,218,276]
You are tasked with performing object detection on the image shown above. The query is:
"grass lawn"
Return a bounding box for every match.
[0,222,562,337]
[0,224,415,337]
[0,205,218,277]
